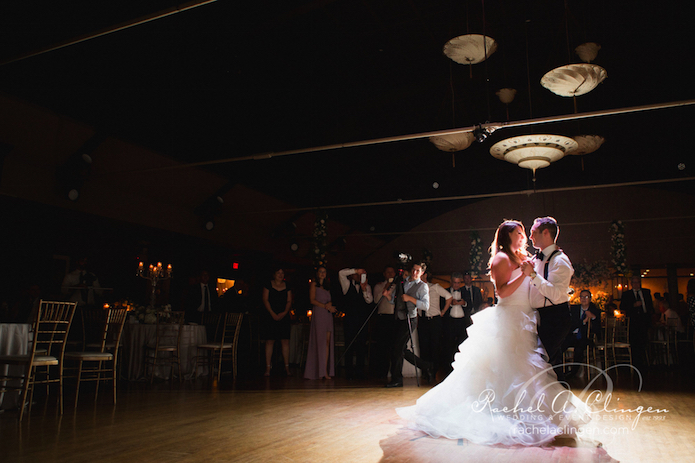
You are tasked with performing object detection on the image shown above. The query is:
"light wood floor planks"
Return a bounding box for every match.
[2,367,695,462]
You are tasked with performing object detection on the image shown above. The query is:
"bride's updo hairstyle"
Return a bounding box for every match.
[488,219,528,270]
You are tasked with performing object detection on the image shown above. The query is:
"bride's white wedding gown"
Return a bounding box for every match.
[397,269,591,446]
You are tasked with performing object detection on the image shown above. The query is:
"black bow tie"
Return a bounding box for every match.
[535,250,544,260]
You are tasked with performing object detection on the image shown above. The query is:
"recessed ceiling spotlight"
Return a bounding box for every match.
[678,163,686,170]
[432,182,439,189]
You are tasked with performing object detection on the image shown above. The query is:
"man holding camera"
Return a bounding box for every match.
[383,261,430,388]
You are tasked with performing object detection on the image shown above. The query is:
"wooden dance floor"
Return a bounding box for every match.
[2,366,695,463]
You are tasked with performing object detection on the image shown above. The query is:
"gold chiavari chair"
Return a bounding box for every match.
[196,313,243,381]
[144,311,185,383]
[0,300,77,421]
[65,308,128,409]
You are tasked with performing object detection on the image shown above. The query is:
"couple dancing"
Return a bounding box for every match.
[397,217,592,446]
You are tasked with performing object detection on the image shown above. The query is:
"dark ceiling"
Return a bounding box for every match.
[2,0,694,237]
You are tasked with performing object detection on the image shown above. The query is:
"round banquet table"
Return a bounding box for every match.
[0,323,31,409]
[120,323,208,380]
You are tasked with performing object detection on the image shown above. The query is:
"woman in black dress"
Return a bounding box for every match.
[262,267,293,376]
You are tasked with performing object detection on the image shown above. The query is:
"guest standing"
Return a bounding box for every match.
[686,279,695,333]
[619,274,654,368]
[371,266,397,379]
[262,268,293,376]
[338,268,373,379]
[304,267,336,380]
[419,271,452,383]
[383,261,430,388]
[185,269,218,322]
[61,256,102,308]
[443,271,471,369]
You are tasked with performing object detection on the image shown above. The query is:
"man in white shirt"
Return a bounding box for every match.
[419,271,452,383]
[338,268,373,379]
[443,271,470,368]
[521,216,573,381]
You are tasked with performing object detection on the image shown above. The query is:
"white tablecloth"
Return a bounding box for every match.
[120,323,207,380]
[0,323,30,409]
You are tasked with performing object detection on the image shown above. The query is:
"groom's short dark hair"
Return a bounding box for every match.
[534,216,559,242]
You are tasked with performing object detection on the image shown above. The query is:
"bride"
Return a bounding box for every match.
[397,220,591,446]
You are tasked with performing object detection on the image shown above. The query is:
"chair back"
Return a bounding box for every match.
[200,312,222,344]
[32,300,78,360]
[222,313,243,346]
[154,311,185,348]
[81,307,107,349]
[612,316,630,344]
[98,308,129,354]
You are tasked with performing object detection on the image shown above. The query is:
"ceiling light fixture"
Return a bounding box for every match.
[490,134,578,182]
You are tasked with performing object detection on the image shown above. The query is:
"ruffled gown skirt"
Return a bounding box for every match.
[397,275,591,446]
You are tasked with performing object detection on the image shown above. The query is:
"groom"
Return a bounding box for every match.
[521,217,573,381]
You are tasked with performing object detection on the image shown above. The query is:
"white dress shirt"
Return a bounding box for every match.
[423,283,452,317]
[529,244,574,308]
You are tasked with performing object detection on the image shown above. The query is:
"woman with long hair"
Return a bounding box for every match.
[397,220,591,446]
[303,266,336,380]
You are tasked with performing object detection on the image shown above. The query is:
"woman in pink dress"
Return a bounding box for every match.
[304,267,337,380]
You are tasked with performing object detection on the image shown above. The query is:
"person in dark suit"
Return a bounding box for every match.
[461,271,484,315]
[619,275,654,367]
[562,289,602,378]
[185,269,218,323]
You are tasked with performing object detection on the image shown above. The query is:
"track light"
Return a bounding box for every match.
[473,125,491,143]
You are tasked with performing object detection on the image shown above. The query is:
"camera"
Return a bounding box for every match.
[393,252,412,265]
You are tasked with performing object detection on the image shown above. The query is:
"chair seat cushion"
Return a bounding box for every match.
[65,352,114,361]
[146,344,177,351]
[197,343,233,349]
[0,354,58,365]
[86,342,121,349]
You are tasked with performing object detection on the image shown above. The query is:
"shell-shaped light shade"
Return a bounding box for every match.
[429,132,476,152]
[496,88,517,104]
[567,135,605,155]
[575,42,601,63]
[541,64,607,97]
[443,34,497,65]
[490,134,578,172]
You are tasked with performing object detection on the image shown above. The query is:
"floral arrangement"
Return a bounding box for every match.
[570,259,612,310]
[468,230,485,278]
[571,259,613,289]
[312,210,328,268]
[128,303,172,324]
[610,220,628,275]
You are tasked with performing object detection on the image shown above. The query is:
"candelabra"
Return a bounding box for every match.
[137,262,172,307]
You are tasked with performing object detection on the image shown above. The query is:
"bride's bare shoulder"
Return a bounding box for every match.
[491,252,511,267]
